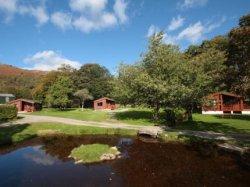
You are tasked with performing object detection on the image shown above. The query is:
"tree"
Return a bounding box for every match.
[45,76,73,109]
[227,13,250,98]
[32,71,60,104]
[113,32,226,121]
[72,64,112,99]
[74,89,93,111]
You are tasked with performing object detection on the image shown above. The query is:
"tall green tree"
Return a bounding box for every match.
[32,71,60,104]
[72,64,112,99]
[46,76,73,109]
[74,89,93,111]
[113,32,226,120]
[227,14,250,98]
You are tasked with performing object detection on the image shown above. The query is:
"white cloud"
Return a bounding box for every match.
[168,15,185,31]
[0,0,129,33]
[177,21,204,43]
[114,0,128,23]
[178,0,208,9]
[69,0,128,33]
[146,25,160,38]
[24,50,81,71]
[0,0,17,21]
[148,16,226,46]
[69,0,107,14]
[206,16,226,33]
[0,0,17,13]
[0,0,49,25]
[29,6,49,25]
[163,33,177,45]
[73,12,117,33]
[51,12,72,30]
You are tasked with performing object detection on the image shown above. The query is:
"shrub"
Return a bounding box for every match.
[0,104,18,121]
[164,108,187,126]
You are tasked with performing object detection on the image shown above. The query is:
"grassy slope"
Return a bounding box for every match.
[175,114,250,134]
[0,123,137,145]
[31,108,158,126]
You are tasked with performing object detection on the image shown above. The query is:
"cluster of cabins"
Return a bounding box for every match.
[1,92,250,114]
[0,94,117,112]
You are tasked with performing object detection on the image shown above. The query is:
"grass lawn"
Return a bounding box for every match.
[30,109,250,134]
[31,108,109,122]
[174,114,250,134]
[0,123,137,146]
[70,144,120,163]
[30,108,160,126]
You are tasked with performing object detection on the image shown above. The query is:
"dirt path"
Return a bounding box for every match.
[1,114,163,133]
[1,114,249,144]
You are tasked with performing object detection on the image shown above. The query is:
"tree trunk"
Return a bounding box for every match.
[187,105,193,121]
[153,103,160,122]
[81,101,84,111]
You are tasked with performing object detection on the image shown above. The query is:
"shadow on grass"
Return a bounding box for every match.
[42,108,77,112]
[174,120,249,134]
[214,115,250,120]
[0,124,35,146]
[0,116,24,125]
[113,110,166,125]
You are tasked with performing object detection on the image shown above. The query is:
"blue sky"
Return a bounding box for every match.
[0,0,249,73]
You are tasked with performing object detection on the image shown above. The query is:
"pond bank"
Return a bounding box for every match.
[0,135,249,186]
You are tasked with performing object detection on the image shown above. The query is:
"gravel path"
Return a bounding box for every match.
[1,114,249,143]
[1,114,163,133]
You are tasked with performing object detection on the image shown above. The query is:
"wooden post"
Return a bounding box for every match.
[240,98,244,111]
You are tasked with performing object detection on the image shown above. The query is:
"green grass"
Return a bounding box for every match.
[0,123,137,146]
[70,144,119,163]
[31,108,109,121]
[174,114,250,134]
[30,108,161,126]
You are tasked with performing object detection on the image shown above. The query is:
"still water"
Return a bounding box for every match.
[0,135,249,187]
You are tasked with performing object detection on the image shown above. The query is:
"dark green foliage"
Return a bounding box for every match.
[0,105,17,121]
[227,14,250,98]
[72,64,112,99]
[164,108,187,126]
[113,33,226,120]
[45,76,73,109]
[239,14,250,27]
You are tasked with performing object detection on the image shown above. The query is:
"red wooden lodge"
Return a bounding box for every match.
[9,99,42,112]
[202,92,250,115]
[94,97,116,110]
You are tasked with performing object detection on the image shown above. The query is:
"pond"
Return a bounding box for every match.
[0,135,249,186]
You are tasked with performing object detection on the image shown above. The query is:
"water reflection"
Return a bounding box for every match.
[0,135,249,187]
[24,146,57,166]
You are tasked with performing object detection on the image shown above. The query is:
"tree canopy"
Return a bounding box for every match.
[72,64,112,99]
[112,32,226,119]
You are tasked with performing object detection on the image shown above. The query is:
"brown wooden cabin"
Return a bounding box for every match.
[202,92,250,114]
[9,99,42,112]
[94,97,116,110]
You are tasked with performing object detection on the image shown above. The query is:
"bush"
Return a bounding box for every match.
[0,104,18,121]
[164,108,187,126]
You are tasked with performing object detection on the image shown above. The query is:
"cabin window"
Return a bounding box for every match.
[97,102,103,106]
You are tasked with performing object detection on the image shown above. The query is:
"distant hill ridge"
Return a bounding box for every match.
[0,63,46,76]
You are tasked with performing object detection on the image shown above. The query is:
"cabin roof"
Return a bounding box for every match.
[94,97,115,102]
[0,93,15,97]
[213,92,242,98]
[9,99,40,104]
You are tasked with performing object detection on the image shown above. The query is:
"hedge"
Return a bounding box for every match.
[0,104,17,121]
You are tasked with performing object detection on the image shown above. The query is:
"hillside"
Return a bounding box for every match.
[0,64,45,99]
[0,64,45,77]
